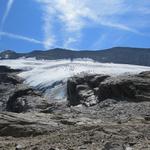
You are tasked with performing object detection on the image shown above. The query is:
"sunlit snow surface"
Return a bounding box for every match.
[0,58,150,101]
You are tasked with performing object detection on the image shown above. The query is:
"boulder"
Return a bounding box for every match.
[67,74,109,106]
[98,72,150,102]
[6,87,48,113]
[67,72,150,106]
[0,112,59,137]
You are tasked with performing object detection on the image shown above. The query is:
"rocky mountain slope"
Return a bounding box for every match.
[1,47,150,66]
[0,65,150,149]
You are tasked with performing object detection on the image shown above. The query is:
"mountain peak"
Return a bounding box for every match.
[0,50,16,54]
[0,50,20,59]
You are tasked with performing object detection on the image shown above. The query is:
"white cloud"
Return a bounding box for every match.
[44,37,55,49]
[0,0,55,47]
[0,0,149,49]
[42,6,56,49]
[54,0,87,31]
[35,0,150,48]
[0,0,14,30]
[0,31,43,44]
[63,37,78,48]
[0,0,14,40]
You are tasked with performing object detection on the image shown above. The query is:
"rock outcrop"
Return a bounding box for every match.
[67,72,150,106]
[67,74,109,106]
[98,71,150,102]
[0,66,49,112]
[6,86,48,113]
[0,65,21,73]
[0,112,59,137]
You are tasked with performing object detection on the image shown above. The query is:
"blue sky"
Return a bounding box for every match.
[0,0,150,52]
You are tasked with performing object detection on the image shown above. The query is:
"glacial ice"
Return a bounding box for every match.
[0,58,150,101]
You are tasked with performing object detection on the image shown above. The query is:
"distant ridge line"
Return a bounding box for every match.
[0,47,150,66]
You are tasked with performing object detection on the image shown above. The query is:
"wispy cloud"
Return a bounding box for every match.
[41,6,56,49]
[35,0,150,49]
[0,32,43,44]
[1,0,149,49]
[0,0,14,41]
[0,0,14,30]
[0,0,52,47]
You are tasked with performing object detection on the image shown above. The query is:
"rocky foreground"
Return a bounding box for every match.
[0,66,150,150]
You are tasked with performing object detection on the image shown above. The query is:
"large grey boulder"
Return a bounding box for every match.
[98,71,150,102]
[67,71,150,106]
[67,74,109,106]
[0,112,59,137]
[6,86,48,113]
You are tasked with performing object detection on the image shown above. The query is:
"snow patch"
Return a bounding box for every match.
[0,58,150,101]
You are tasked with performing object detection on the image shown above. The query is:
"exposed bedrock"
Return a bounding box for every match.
[67,71,150,106]
[6,87,48,113]
[0,66,49,113]
[67,74,110,106]
[0,112,60,137]
[0,66,21,73]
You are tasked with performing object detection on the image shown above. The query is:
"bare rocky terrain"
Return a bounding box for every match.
[0,66,150,150]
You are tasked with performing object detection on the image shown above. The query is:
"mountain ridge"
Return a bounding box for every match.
[0,47,150,66]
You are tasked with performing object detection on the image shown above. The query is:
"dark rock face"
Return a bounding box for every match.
[0,66,49,113]
[0,66,21,73]
[0,73,22,85]
[0,66,22,84]
[67,72,150,106]
[98,72,150,102]
[67,74,109,106]
[6,88,39,113]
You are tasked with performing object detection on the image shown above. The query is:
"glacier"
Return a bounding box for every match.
[0,58,150,101]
